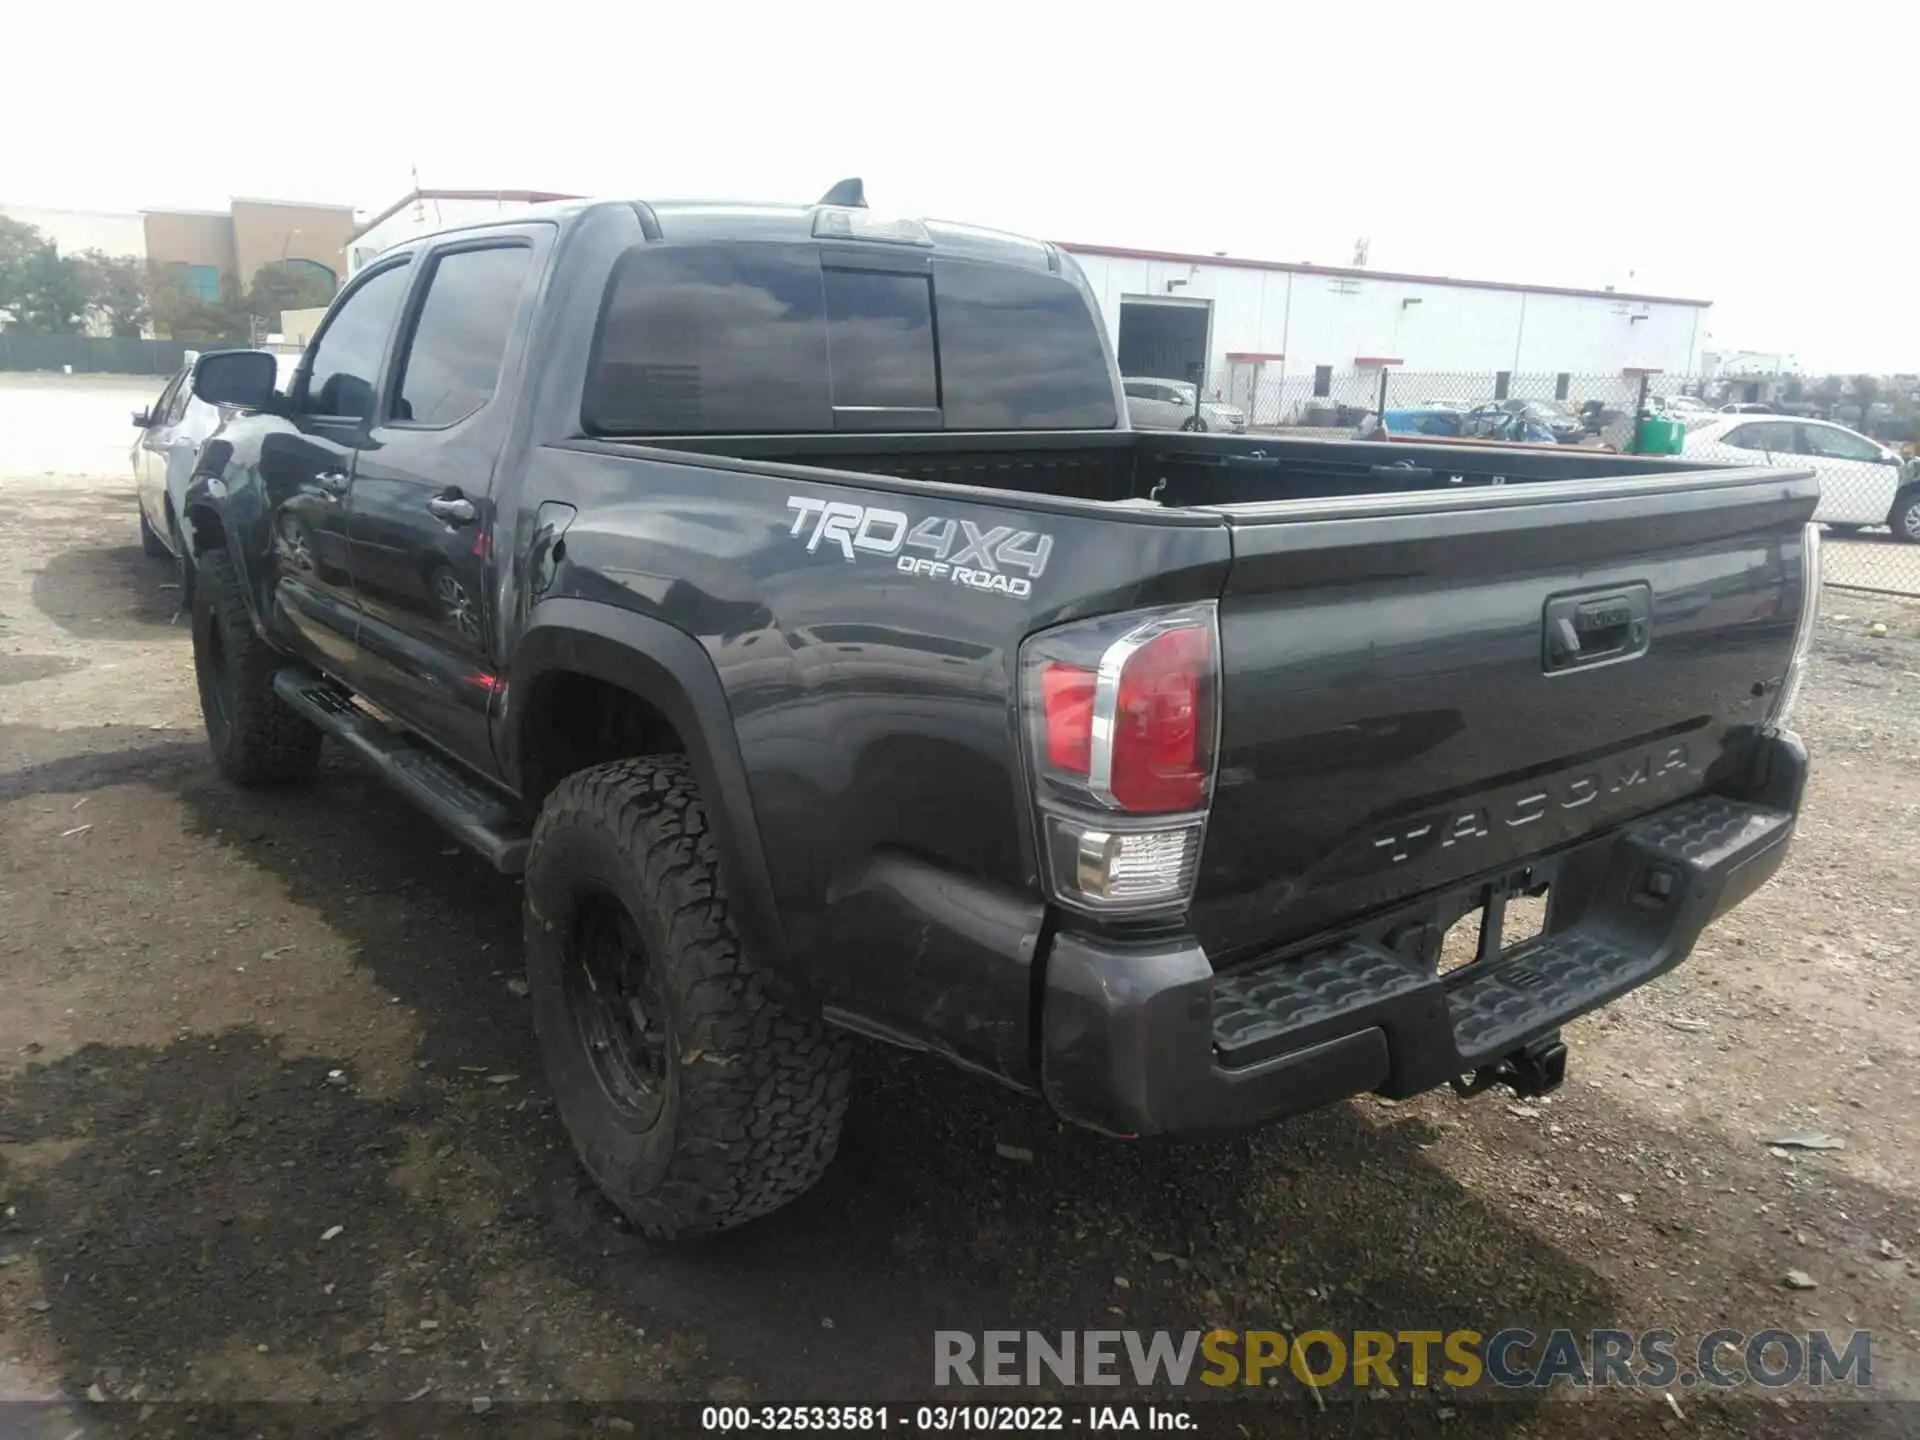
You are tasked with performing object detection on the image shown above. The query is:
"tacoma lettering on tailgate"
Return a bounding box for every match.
[1368,744,1694,867]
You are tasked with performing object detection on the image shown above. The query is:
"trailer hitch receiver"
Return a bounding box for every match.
[1450,1033,1568,1100]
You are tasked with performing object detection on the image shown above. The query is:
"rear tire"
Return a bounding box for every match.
[1826,523,1864,537]
[190,548,323,784]
[1180,415,1208,433]
[524,756,850,1239]
[139,507,169,559]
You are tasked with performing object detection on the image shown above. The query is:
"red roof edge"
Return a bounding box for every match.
[1621,366,1665,376]
[1057,241,1712,310]
[348,188,583,244]
[1354,356,1403,366]
[1224,351,1284,362]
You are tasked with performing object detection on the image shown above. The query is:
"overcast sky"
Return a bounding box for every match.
[6,0,1911,372]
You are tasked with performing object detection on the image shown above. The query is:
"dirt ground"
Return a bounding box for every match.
[1,376,1916,1437]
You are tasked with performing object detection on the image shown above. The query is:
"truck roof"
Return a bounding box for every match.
[382,197,1061,272]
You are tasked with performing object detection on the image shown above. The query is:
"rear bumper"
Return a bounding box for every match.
[1039,731,1806,1137]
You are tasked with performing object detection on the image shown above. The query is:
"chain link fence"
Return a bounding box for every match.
[1179,367,1919,598]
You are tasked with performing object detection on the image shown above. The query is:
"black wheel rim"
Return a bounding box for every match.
[565,892,671,1127]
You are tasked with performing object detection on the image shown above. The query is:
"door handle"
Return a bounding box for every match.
[316,470,349,495]
[427,494,476,526]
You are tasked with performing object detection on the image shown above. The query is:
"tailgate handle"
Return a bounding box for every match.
[1543,584,1651,672]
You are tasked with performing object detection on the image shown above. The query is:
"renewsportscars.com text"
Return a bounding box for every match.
[935,1328,1872,1390]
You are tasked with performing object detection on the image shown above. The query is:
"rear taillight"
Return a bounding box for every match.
[1770,522,1822,728]
[1021,603,1219,914]
[1109,625,1210,812]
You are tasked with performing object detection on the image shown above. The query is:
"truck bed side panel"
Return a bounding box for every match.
[513,444,1232,1080]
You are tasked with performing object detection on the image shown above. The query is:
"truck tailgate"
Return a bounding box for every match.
[1190,466,1818,965]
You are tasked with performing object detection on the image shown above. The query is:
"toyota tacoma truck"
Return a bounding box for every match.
[173,182,1820,1238]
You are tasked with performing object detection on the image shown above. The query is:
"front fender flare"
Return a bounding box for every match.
[179,469,235,613]
[502,599,802,1003]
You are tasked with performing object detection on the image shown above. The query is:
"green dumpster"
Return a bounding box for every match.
[1635,411,1686,456]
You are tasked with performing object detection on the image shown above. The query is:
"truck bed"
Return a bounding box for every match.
[640,429,1711,509]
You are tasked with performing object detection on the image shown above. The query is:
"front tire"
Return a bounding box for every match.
[169,513,193,606]
[1890,488,1920,545]
[139,507,169,559]
[190,548,323,784]
[1180,415,1208,433]
[524,756,851,1239]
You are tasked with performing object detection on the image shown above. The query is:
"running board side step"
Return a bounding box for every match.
[271,668,530,874]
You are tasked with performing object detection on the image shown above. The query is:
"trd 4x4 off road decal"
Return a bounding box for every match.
[785,496,1053,599]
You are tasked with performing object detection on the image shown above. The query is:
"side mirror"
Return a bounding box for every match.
[132,408,151,428]
[192,349,279,410]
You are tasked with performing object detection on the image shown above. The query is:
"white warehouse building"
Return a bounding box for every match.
[1063,242,1709,423]
[346,190,1710,421]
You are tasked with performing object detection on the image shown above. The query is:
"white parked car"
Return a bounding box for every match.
[1652,394,1718,427]
[1122,377,1246,433]
[1683,416,1918,540]
[132,350,300,564]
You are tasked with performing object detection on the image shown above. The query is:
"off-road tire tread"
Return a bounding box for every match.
[192,548,322,784]
[528,756,850,1239]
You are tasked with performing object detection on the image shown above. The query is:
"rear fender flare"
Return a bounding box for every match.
[503,598,802,1002]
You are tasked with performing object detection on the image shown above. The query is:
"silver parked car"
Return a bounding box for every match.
[134,350,299,563]
[1122,377,1246,433]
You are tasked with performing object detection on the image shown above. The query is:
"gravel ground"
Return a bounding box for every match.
[1,377,1916,1437]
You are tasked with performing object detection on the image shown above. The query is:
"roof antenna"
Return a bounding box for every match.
[817,177,867,209]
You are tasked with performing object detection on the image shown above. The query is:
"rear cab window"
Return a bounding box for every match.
[582,241,1117,435]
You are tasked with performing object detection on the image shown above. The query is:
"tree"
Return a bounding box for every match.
[76,250,150,337]
[0,215,44,318]
[148,263,248,344]
[1851,373,1880,423]
[246,261,335,328]
[1814,375,1845,410]
[14,242,93,332]
[1781,374,1805,405]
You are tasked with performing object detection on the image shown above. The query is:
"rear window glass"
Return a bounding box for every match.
[585,243,830,434]
[583,241,1117,434]
[932,259,1117,430]
[823,269,936,410]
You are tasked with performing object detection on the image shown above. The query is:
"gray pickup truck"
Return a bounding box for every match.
[169,183,1819,1237]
